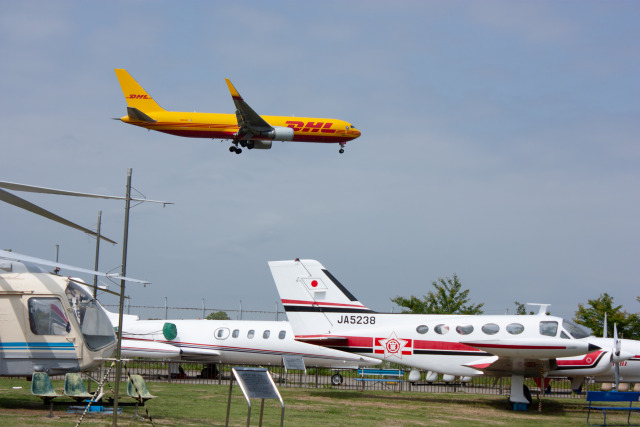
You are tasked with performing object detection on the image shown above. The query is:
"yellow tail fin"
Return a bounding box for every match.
[114,69,166,112]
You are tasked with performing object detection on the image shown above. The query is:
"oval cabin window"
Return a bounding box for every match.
[481,323,500,335]
[506,323,524,335]
[416,325,429,334]
[434,324,450,335]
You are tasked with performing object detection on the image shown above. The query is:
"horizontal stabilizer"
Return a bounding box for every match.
[127,107,157,123]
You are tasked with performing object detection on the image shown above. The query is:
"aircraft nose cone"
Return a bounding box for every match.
[588,343,601,352]
[352,129,361,138]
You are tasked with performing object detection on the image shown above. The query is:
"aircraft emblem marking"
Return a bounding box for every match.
[128,94,152,100]
[375,332,412,359]
[301,278,327,290]
[285,121,336,133]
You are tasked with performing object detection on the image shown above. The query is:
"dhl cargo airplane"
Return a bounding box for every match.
[266,259,640,408]
[114,69,361,154]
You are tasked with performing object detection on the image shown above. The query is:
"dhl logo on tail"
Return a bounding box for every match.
[114,69,361,154]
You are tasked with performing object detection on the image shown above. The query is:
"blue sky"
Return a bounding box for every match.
[1,0,638,320]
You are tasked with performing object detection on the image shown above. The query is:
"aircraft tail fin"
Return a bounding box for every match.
[114,69,166,113]
[268,259,373,337]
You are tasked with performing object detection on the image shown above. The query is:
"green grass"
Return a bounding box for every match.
[0,377,636,426]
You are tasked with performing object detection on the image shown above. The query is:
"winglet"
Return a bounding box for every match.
[225,78,242,100]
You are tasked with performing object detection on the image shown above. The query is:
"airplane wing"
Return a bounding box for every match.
[121,338,182,359]
[463,355,551,376]
[225,79,273,136]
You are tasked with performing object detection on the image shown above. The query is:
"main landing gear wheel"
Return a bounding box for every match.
[331,373,343,386]
[229,146,242,154]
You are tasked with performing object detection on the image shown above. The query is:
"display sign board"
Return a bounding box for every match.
[282,355,306,372]
[233,367,280,399]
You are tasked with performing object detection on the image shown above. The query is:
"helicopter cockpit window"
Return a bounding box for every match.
[28,298,70,335]
[65,281,116,351]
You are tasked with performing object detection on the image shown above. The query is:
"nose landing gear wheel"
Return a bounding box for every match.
[339,148,344,154]
[331,373,343,386]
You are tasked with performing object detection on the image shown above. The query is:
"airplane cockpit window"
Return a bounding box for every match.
[232,329,240,338]
[263,330,270,339]
[562,320,589,339]
[416,325,429,334]
[506,323,524,335]
[28,298,70,336]
[247,329,255,339]
[561,331,570,339]
[481,323,500,335]
[64,281,116,351]
[215,328,230,340]
[456,325,474,335]
[539,321,558,337]
[434,324,449,335]
[278,330,286,339]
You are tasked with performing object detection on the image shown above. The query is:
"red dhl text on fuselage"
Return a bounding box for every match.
[120,111,358,143]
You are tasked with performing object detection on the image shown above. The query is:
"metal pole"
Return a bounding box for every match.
[113,168,132,426]
[93,211,102,299]
[239,300,242,320]
[55,244,59,262]
[202,298,205,319]
[165,296,168,320]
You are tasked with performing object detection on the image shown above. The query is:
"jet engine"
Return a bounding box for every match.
[262,126,294,141]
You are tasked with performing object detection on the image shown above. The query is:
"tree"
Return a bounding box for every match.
[206,311,230,320]
[391,274,484,315]
[513,301,533,315]
[573,293,640,340]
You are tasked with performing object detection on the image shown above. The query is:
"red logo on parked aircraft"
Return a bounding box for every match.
[311,280,318,287]
[285,121,336,133]
[128,94,152,100]
[375,332,412,359]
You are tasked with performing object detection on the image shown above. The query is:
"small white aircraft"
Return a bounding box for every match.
[0,250,147,377]
[107,312,381,381]
[268,259,611,406]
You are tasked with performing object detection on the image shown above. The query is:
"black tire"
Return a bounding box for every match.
[236,148,242,154]
[331,373,343,386]
[229,146,236,152]
[339,148,344,154]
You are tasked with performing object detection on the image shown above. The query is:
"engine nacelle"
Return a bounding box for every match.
[425,371,438,382]
[248,140,273,150]
[408,369,421,382]
[262,126,294,141]
[442,374,456,383]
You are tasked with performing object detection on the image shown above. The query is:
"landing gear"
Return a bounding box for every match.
[229,145,242,154]
[339,143,346,154]
[331,373,343,386]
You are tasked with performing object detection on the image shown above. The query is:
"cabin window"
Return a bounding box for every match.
[416,325,429,334]
[456,324,474,335]
[279,330,286,339]
[247,329,255,339]
[263,330,270,339]
[215,327,230,340]
[28,298,70,336]
[434,324,449,335]
[481,323,500,335]
[539,321,558,337]
[232,329,240,338]
[506,323,524,335]
[561,331,570,339]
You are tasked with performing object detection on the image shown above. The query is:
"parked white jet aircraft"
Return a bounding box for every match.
[268,259,607,406]
[106,312,381,379]
[0,250,147,377]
